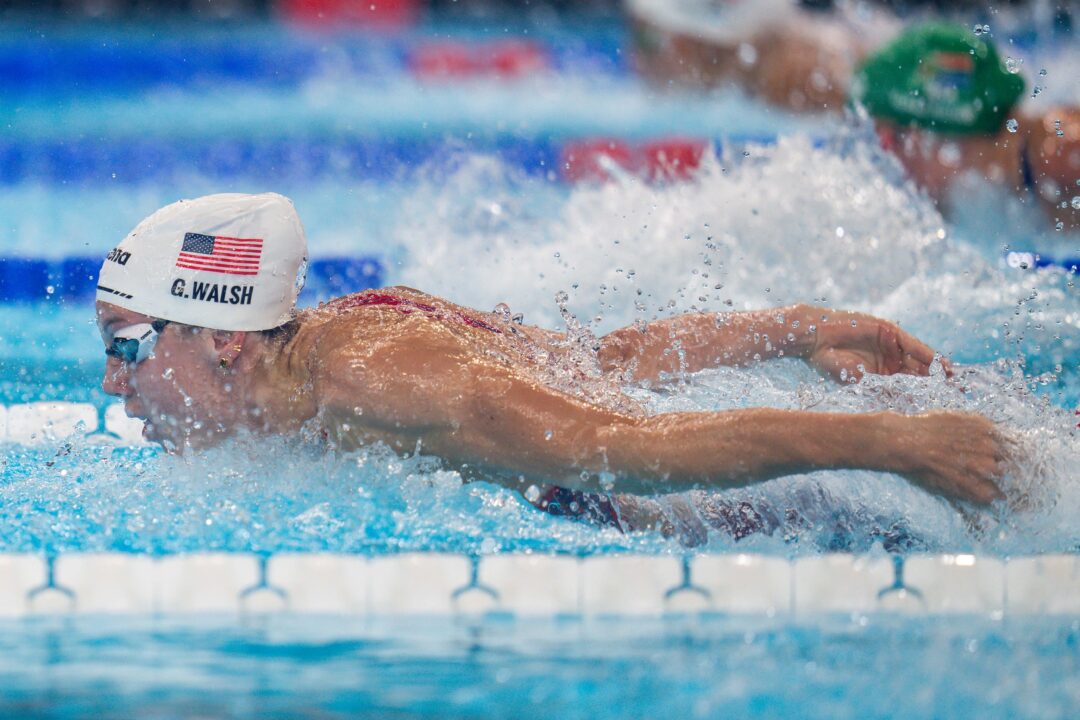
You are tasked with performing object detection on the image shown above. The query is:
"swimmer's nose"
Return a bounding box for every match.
[101,356,133,397]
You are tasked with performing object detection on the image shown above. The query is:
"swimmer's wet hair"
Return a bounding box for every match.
[261,316,302,345]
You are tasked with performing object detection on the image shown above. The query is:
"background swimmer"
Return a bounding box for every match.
[855,23,1080,230]
[631,2,1079,230]
[96,194,1010,525]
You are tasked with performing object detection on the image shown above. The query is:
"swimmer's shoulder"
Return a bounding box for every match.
[299,286,469,361]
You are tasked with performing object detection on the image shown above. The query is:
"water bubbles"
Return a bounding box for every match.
[937,142,962,168]
[162,368,174,380]
[1071,197,1080,210]
[1054,119,1064,138]
[972,23,990,35]
[1005,56,1023,74]
[737,42,758,66]
[1039,68,1047,77]
[544,430,553,441]
[554,290,568,305]
[524,484,540,503]
[492,302,512,323]
[45,285,55,295]
[183,397,193,408]
[1006,118,1019,133]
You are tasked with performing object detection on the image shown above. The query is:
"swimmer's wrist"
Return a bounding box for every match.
[784,303,820,358]
[868,411,915,474]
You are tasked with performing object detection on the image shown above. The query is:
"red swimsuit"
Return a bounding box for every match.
[327,291,503,334]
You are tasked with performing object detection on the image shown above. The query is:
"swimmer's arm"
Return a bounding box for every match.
[316,338,1001,504]
[432,365,1004,504]
[599,304,946,383]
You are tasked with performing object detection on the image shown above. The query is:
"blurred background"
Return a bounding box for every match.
[1,0,1078,405]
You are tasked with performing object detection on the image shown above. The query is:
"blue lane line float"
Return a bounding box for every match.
[0,136,564,185]
[0,257,51,302]
[0,255,385,304]
[0,135,793,185]
[1004,251,1080,273]
[0,35,626,94]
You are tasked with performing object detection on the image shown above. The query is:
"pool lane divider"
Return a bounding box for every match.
[0,548,1076,617]
[1003,251,1080,273]
[0,135,766,185]
[0,35,626,94]
[0,255,383,303]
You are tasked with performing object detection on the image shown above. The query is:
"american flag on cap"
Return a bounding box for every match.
[175,233,263,276]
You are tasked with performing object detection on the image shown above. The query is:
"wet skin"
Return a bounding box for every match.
[882,108,1080,231]
[98,286,1009,507]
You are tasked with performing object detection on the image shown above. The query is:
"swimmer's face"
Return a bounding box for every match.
[96,301,241,450]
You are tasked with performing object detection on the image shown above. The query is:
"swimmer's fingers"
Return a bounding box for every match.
[891,325,952,378]
[936,466,1004,506]
[906,413,1011,506]
[965,429,1017,505]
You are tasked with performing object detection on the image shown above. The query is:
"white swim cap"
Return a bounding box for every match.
[97,193,308,331]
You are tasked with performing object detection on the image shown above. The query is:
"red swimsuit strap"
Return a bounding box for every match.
[328,291,502,334]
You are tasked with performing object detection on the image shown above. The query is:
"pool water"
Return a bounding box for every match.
[1,11,1078,719]
[0,614,1077,719]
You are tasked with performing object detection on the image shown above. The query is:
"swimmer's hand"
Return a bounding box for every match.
[886,411,1008,506]
[803,308,952,383]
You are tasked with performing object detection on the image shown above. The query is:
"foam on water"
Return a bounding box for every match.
[398,130,1080,366]
[0,436,661,556]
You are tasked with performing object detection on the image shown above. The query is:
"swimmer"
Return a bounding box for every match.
[628,0,900,112]
[96,194,1009,537]
[854,23,1080,230]
[635,4,1079,230]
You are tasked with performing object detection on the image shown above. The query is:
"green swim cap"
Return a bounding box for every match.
[852,22,1025,134]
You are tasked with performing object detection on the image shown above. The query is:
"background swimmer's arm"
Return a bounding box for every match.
[598,304,947,383]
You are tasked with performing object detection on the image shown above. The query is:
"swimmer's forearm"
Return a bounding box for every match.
[595,408,903,493]
[625,304,819,376]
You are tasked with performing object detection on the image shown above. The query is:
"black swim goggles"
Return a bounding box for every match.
[105,320,169,365]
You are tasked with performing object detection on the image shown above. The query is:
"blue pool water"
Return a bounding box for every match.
[1,13,1079,719]
[0,614,1077,719]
